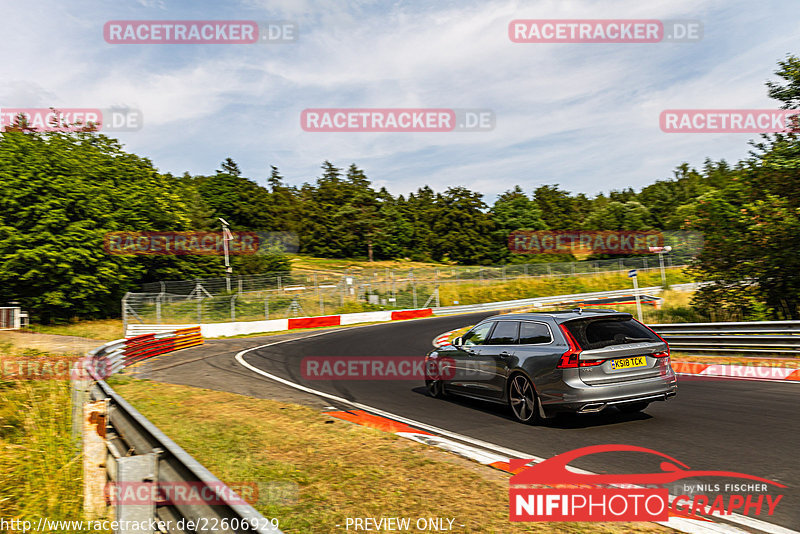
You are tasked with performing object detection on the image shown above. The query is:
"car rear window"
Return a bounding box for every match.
[562,316,660,350]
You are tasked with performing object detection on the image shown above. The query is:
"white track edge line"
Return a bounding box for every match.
[676,373,800,384]
[233,330,797,534]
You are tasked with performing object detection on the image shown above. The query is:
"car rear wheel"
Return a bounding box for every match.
[508,374,540,424]
[618,401,650,413]
[426,379,446,398]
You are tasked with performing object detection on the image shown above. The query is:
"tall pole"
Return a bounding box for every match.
[659,252,666,288]
[122,292,129,336]
[316,273,324,315]
[220,218,233,293]
[632,274,643,322]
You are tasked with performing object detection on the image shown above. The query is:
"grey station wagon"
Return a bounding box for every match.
[424,309,677,424]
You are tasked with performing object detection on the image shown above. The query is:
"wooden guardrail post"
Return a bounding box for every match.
[71,371,89,449]
[83,399,109,519]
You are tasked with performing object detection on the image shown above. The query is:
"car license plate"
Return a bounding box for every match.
[610,356,647,370]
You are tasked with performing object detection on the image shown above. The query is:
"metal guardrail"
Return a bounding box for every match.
[649,321,800,357]
[73,329,281,534]
[126,324,197,337]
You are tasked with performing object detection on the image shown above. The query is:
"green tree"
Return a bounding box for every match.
[431,187,495,264]
[217,157,242,176]
[585,200,652,230]
[0,131,218,321]
[336,164,383,261]
[490,186,546,262]
[532,184,588,229]
[374,190,414,260]
[690,55,800,318]
[195,163,274,230]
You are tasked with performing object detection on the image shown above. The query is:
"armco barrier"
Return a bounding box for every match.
[126,308,434,338]
[650,320,800,357]
[72,329,281,533]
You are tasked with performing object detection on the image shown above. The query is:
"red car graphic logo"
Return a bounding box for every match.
[510,444,786,487]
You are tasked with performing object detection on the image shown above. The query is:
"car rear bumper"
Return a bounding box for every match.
[538,369,678,416]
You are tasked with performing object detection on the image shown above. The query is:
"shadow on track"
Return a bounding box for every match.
[410,386,653,429]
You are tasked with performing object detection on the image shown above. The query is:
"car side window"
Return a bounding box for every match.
[485,321,519,345]
[462,322,493,346]
[518,322,552,344]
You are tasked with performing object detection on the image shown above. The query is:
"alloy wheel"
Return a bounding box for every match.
[509,374,538,423]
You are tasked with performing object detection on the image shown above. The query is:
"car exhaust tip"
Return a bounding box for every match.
[579,403,607,413]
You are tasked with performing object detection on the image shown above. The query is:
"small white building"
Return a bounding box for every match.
[0,306,29,330]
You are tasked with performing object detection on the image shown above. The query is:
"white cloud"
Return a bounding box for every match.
[1,0,798,199]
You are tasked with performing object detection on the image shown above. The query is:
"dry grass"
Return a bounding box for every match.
[110,378,673,534]
[288,255,447,275]
[26,319,124,341]
[0,343,106,532]
[437,269,691,308]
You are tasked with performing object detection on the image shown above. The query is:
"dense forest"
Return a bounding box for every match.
[2,56,800,321]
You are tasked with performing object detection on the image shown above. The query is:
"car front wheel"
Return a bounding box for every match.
[426,379,446,398]
[508,373,540,424]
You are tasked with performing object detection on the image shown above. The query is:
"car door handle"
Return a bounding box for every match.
[499,351,513,359]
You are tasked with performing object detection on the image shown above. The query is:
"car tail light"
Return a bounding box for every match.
[557,324,582,368]
[557,325,607,367]
[635,320,671,361]
[638,321,670,347]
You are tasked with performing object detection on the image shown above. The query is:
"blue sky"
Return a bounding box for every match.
[2,0,798,200]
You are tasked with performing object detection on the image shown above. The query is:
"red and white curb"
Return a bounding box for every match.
[127,308,434,338]
[672,362,800,382]
[234,332,796,534]
[432,330,456,347]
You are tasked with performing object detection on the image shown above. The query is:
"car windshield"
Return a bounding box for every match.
[563,317,660,350]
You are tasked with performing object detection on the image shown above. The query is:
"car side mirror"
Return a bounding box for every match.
[452,336,463,347]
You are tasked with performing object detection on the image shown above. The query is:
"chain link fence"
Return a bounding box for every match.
[123,256,684,329]
[139,256,675,296]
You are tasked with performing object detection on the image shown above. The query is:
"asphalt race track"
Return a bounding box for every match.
[150,312,800,531]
